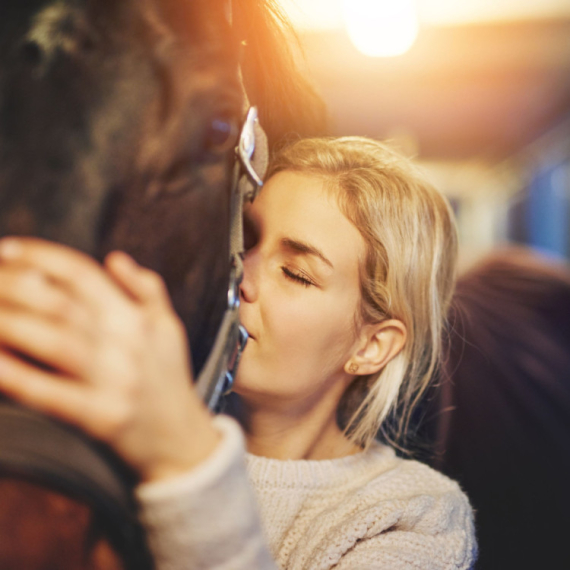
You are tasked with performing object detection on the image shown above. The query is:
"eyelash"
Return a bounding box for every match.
[281,266,314,288]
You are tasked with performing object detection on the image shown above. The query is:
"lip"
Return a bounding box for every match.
[241,325,256,341]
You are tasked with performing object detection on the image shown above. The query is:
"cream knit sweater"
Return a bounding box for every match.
[136,416,477,570]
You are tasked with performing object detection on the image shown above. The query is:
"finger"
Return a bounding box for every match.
[0,266,93,330]
[0,349,91,429]
[0,237,134,313]
[0,348,137,460]
[105,253,190,354]
[105,251,174,310]
[0,307,90,377]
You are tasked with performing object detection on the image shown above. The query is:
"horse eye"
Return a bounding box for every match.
[204,117,238,154]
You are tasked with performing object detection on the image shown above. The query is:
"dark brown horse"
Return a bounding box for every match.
[0,0,325,371]
[425,248,570,570]
[0,1,326,568]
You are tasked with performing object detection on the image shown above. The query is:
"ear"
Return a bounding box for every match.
[344,319,407,376]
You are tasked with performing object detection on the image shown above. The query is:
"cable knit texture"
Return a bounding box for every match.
[136,416,477,570]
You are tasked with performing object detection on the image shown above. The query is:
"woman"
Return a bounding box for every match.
[0,137,476,569]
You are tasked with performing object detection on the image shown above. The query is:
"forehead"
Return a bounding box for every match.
[251,170,366,266]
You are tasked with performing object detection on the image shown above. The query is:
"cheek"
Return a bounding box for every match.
[263,296,357,371]
[235,283,362,398]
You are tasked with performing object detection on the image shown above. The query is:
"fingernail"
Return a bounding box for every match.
[115,251,138,270]
[120,251,137,265]
[0,239,22,259]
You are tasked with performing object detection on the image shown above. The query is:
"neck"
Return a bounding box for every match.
[227,391,361,460]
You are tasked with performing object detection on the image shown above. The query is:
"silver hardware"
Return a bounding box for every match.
[227,261,240,311]
[221,325,249,396]
[237,107,264,189]
[196,106,267,411]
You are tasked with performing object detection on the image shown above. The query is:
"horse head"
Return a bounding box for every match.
[0,0,245,370]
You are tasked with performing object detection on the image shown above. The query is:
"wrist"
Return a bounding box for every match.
[140,408,222,484]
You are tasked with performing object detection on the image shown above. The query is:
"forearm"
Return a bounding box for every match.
[136,416,277,570]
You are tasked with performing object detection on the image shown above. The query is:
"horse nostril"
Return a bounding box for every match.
[20,41,43,67]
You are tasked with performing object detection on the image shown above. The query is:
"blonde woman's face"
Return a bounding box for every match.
[236,171,366,409]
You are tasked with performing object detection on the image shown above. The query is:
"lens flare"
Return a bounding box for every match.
[343,0,419,57]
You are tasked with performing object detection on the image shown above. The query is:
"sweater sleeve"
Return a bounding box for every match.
[135,415,277,570]
[328,524,477,570]
[311,487,477,570]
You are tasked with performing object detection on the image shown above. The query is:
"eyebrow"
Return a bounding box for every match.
[280,237,333,268]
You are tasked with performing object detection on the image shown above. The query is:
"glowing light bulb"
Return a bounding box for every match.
[343,0,419,57]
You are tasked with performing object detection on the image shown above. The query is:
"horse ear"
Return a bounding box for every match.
[232,0,328,151]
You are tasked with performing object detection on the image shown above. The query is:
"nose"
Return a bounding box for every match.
[239,249,259,304]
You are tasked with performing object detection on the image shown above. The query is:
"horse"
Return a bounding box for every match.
[424,248,570,570]
[0,1,326,568]
[0,0,325,371]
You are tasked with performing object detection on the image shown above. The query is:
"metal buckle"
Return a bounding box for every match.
[237,107,264,190]
[227,260,240,311]
[221,325,249,396]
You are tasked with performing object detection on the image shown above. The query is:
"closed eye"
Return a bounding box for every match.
[281,266,315,287]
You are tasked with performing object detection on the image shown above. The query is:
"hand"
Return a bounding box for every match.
[0,237,220,483]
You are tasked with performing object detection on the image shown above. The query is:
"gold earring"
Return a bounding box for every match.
[348,363,359,374]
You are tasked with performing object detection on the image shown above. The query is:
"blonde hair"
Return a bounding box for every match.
[268,137,458,449]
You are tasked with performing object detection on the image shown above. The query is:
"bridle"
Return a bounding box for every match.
[195,106,268,410]
[194,0,270,410]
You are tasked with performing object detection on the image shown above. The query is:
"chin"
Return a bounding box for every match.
[232,376,280,405]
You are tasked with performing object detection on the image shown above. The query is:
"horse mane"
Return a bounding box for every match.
[233,0,328,150]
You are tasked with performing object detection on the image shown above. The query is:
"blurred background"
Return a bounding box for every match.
[277,0,570,269]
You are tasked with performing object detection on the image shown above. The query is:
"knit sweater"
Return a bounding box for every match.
[136,416,477,570]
